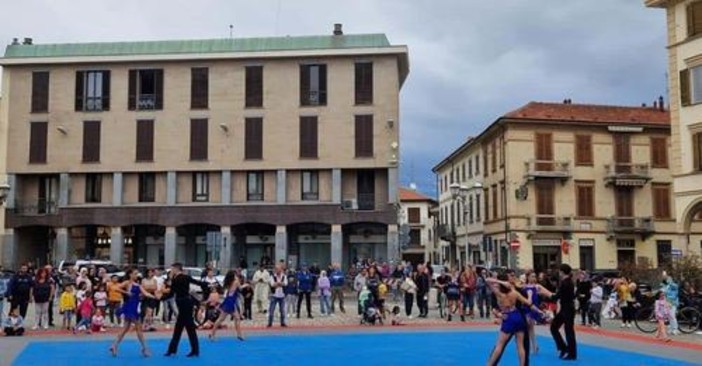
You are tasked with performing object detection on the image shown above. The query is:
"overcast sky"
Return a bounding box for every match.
[0,0,667,196]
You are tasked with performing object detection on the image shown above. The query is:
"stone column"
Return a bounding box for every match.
[55,228,69,262]
[1,229,17,269]
[110,227,124,265]
[275,225,287,264]
[112,173,123,206]
[5,174,16,209]
[220,226,233,270]
[164,227,177,266]
[388,167,398,204]
[332,169,342,204]
[59,173,70,207]
[276,170,286,204]
[167,171,177,206]
[221,171,231,204]
[331,224,343,266]
[387,224,399,264]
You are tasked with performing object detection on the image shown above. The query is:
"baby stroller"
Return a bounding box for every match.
[359,288,383,325]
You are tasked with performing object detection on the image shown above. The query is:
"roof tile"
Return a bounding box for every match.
[503,102,670,126]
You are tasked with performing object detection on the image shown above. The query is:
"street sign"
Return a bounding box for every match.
[671,248,683,257]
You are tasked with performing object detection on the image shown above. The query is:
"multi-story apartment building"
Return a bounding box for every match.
[433,138,485,267]
[435,101,702,272]
[646,1,702,254]
[0,26,410,270]
[398,187,436,264]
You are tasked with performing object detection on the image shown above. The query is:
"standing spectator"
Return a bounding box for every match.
[0,270,9,326]
[445,269,462,322]
[252,265,270,314]
[160,272,177,329]
[576,271,592,326]
[59,284,76,330]
[75,290,94,333]
[329,263,346,314]
[354,268,368,316]
[45,265,61,328]
[476,269,491,318]
[617,277,634,328]
[435,269,449,319]
[297,265,314,319]
[30,268,54,330]
[460,265,477,319]
[318,271,331,316]
[654,291,672,342]
[93,283,108,318]
[240,278,254,321]
[284,270,298,317]
[106,275,123,327]
[75,268,92,292]
[140,269,159,331]
[7,264,33,318]
[239,256,249,279]
[3,307,25,336]
[391,264,404,303]
[267,264,288,328]
[416,264,430,318]
[589,278,603,329]
[660,273,680,336]
[366,266,381,307]
[309,263,321,292]
[401,272,417,318]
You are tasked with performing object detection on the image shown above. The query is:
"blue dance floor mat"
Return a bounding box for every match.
[11,330,694,366]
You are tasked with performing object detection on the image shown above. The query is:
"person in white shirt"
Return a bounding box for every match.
[252,266,271,314]
[589,279,604,328]
[267,264,288,328]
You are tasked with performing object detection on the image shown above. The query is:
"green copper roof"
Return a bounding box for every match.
[3,34,392,59]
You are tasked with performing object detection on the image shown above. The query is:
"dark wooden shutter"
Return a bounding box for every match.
[154,69,164,110]
[576,183,594,217]
[688,2,702,37]
[190,67,208,109]
[408,207,420,223]
[355,115,373,157]
[299,116,318,158]
[102,70,111,111]
[31,71,49,113]
[575,135,592,165]
[615,187,634,218]
[190,118,208,160]
[82,121,101,162]
[245,66,263,108]
[492,186,499,219]
[650,137,668,168]
[75,71,85,111]
[355,62,373,105]
[245,117,263,160]
[653,185,671,219]
[128,70,137,110]
[318,64,327,105]
[681,69,691,107]
[29,122,48,163]
[535,132,553,170]
[491,141,497,172]
[536,180,555,224]
[300,65,310,105]
[136,120,154,161]
[694,132,702,171]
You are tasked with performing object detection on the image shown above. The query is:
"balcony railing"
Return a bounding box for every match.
[137,94,156,110]
[526,215,573,232]
[604,163,651,187]
[357,193,375,211]
[524,159,571,181]
[14,199,58,215]
[606,216,654,238]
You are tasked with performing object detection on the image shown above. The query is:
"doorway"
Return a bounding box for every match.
[533,246,561,273]
[579,246,594,271]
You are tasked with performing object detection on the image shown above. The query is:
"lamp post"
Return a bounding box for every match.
[450,181,483,267]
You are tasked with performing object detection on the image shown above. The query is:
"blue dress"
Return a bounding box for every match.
[524,284,544,323]
[500,308,527,334]
[220,288,240,314]
[120,283,141,322]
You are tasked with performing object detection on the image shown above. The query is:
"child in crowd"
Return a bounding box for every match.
[241,279,254,321]
[93,283,108,316]
[59,284,77,331]
[603,291,619,320]
[91,309,106,333]
[3,307,25,336]
[106,275,123,327]
[390,306,404,326]
[655,291,672,342]
[284,271,298,317]
[75,282,88,324]
[75,290,94,334]
[589,279,603,329]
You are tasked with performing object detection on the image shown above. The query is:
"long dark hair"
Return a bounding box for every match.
[497,274,511,294]
[223,270,238,289]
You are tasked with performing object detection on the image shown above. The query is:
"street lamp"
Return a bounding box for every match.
[450,182,483,267]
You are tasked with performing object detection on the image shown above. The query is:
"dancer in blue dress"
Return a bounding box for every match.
[523,271,553,354]
[209,270,245,341]
[109,268,158,357]
[486,275,543,366]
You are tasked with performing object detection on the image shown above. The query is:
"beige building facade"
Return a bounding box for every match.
[435,101,702,272]
[646,0,702,254]
[0,29,409,270]
[398,187,437,264]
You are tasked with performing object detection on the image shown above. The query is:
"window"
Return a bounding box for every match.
[245,117,263,160]
[75,71,110,111]
[468,195,474,224]
[29,121,48,163]
[85,173,102,203]
[409,229,421,247]
[245,66,263,108]
[408,207,420,223]
[491,141,497,173]
[492,185,498,219]
[138,173,155,202]
[136,120,154,162]
[299,116,318,158]
[475,193,481,222]
[484,188,490,221]
[31,71,50,113]
[192,172,209,202]
[128,69,163,110]
[355,115,374,157]
[657,240,673,269]
[355,62,373,105]
[650,137,668,168]
[576,181,595,217]
[82,121,101,163]
[687,1,702,38]
[500,136,505,167]
[190,67,208,109]
[247,171,264,201]
[535,180,555,224]
[535,132,554,171]
[694,132,702,171]
[468,159,473,178]
[475,154,480,175]
[681,65,702,106]
[190,118,208,161]
[483,147,488,177]
[575,135,593,166]
[301,170,319,201]
[300,64,327,106]
[652,184,671,219]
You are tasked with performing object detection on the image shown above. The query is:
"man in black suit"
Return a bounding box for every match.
[415,264,430,317]
[550,264,577,360]
[165,263,206,358]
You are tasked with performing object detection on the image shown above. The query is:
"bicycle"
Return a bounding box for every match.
[634,304,701,334]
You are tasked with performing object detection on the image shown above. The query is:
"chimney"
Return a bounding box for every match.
[333,23,343,36]
[11,38,19,45]
[653,100,658,109]
[642,103,647,107]
[23,37,33,45]
[658,95,665,111]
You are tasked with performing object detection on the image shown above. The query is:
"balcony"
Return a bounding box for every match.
[524,160,571,182]
[357,193,375,211]
[526,215,573,233]
[606,216,654,239]
[137,94,156,110]
[604,163,651,187]
[14,199,58,216]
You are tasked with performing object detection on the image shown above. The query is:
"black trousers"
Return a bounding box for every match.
[48,297,55,326]
[297,291,312,317]
[404,293,414,316]
[4,327,24,336]
[416,292,428,316]
[550,307,577,358]
[10,298,29,319]
[167,298,199,355]
[243,298,252,320]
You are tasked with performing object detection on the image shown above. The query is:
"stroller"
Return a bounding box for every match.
[359,287,383,325]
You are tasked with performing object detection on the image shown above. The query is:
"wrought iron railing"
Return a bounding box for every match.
[14,199,58,215]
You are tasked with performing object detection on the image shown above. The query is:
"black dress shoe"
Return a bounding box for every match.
[186,352,199,358]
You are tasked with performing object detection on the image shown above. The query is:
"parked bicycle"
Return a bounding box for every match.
[634,294,701,334]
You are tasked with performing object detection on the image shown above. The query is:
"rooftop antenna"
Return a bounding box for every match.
[229,24,233,39]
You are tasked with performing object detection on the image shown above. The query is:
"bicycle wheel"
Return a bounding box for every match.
[677,307,701,334]
[634,306,657,333]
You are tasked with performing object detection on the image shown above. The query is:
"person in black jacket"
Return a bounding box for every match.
[415,264,430,318]
[165,263,207,358]
[6,264,33,318]
[550,264,577,360]
[575,270,592,326]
